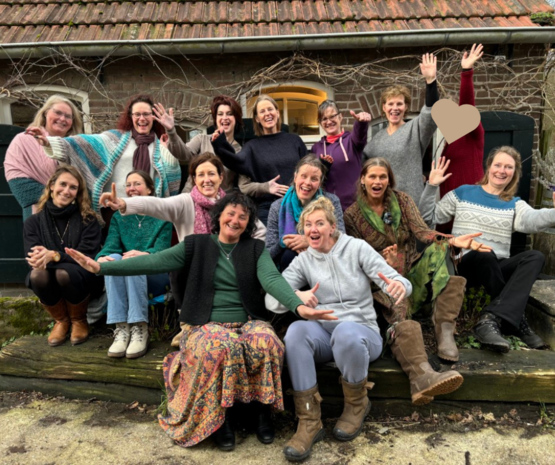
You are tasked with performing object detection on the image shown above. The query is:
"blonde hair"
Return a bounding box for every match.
[297,197,340,239]
[252,95,281,136]
[30,95,83,136]
[380,85,411,118]
[478,145,522,201]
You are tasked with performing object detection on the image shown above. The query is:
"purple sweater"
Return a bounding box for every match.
[310,120,368,211]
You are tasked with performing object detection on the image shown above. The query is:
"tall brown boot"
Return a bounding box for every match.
[42,299,70,347]
[433,276,466,362]
[333,377,374,441]
[66,296,90,345]
[390,320,464,406]
[283,385,325,462]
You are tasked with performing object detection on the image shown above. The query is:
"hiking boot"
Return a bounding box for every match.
[516,315,547,349]
[42,299,70,347]
[66,296,90,345]
[332,377,374,441]
[474,312,510,353]
[126,322,149,359]
[433,276,466,362]
[107,323,130,358]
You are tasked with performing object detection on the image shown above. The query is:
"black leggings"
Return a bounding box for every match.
[28,269,90,305]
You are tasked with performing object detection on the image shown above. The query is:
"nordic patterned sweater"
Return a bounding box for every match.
[44,130,181,217]
[419,183,555,259]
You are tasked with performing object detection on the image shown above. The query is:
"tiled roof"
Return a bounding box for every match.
[0,0,552,45]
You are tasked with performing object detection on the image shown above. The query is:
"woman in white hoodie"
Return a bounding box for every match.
[266,197,413,461]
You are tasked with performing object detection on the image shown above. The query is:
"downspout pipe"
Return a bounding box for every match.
[0,27,554,59]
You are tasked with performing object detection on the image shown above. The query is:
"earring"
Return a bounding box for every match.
[361,184,366,192]
[72,200,76,204]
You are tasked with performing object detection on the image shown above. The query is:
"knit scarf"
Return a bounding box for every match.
[279,186,322,247]
[38,199,83,252]
[357,190,401,236]
[131,128,155,173]
[191,186,226,234]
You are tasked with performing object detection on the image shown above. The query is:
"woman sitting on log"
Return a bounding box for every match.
[67,192,333,451]
[24,165,103,347]
[96,170,172,359]
[419,146,554,352]
[266,155,344,270]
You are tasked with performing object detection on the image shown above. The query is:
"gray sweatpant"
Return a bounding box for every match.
[284,320,383,391]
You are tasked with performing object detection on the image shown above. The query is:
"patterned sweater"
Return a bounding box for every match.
[419,183,555,259]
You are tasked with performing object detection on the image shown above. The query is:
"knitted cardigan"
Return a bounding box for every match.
[44,130,181,216]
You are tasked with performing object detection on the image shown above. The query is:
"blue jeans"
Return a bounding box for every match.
[105,254,169,324]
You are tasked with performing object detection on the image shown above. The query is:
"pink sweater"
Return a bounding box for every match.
[4,132,57,184]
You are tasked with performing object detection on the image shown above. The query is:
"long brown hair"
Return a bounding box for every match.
[478,146,522,201]
[357,157,397,201]
[36,165,96,222]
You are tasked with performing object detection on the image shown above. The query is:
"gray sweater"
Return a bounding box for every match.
[265,233,412,332]
[363,106,436,202]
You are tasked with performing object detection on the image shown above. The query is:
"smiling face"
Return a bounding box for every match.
[320,106,343,136]
[303,210,337,254]
[216,104,236,138]
[44,103,74,137]
[218,203,249,243]
[50,172,79,208]
[362,166,389,202]
[383,95,407,126]
[131,102,154,135]
[294,165,323,205]
[255,100,280,134]
[125,173,152,197]
[487,152,515,192]
[194,161,223,199]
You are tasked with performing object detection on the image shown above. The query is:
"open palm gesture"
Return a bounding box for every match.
[420,53,437,84]
[461,44,484,69]
[152,103,175,131]
[429,157,452,186]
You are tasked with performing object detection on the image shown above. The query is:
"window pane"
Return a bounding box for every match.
[287,100,319,136]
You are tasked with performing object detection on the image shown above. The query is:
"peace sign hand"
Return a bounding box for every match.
[378,272,407,306]
[99,182,127,212]
[429,157,452,186]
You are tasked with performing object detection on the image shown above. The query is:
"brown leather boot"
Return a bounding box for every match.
[42,299,70,347]
[333,377,374,441]
[66,296,90,345]
[390,320,464,405]
[283,385,325,462]
[433,276,466,362]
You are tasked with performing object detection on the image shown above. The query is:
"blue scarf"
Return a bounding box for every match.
[278,186,322,247]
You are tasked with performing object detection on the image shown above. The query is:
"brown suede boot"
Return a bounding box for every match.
[433,276,466,362]
[66,296,90,345]
[390,320,464,406]
[283,385,325,462]
[42,299,70,347]
[332,377,374,441]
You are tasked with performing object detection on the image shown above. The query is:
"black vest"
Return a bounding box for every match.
[179,235,268,325]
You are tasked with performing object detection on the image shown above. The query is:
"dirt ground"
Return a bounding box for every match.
[1,392,555,465]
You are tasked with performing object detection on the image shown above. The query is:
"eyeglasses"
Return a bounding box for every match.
[50,109,73,120]
[320,112,340,124]
[125,182,146,189]
[131,112,153,119]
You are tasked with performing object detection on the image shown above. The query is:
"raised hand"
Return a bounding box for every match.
[461,43,484,69]
[378,272,407,306]
[25,126,50,147]
[429,157,452,186]
[297,304,337,321]
[99,182,127,211]
[65,248,101,274]
[296,282,319,308]
[420,53,437,84]
[350,110,372,123]
[211,129,224,142]
[268,175,289,197]
[283,234,310,252]
[449,232,492,253]
[382,244,399,268]
[152,103,175,131]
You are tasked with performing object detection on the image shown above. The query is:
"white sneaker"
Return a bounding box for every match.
[108,323,130,358]
[126,322,149,359]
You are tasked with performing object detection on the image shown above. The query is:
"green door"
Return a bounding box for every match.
[0,124,28,283]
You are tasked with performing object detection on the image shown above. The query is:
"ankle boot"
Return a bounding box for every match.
[108,323,130,358]
[332,377,374,442]
[432,276,466,362]
[254,402,275,444]
[516,315,547,349]
[283,385,325,462]
[213,413,235,451]
[474,312,510,353]
[42,299,70,347]
[126,322,149,359]
[390,320,464,406]
[66,296,89,345]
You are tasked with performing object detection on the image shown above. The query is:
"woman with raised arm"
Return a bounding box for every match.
[310,101,371,210]
[5,95,83,220]
[212,94,307,224]
[67,192,335,451]
[24,165,102,347]
[419,146,554,352]
[96,170,172,359]
[363,53,439,201]
[266,155,344,270]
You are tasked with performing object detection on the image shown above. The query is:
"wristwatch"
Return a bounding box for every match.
[52,252,61,262]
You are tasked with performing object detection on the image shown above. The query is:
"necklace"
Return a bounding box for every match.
[54,221,70,244]
[217,240,238,260]
[135,215,146,228]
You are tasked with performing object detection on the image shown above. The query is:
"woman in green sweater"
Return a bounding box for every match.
[67,192,334,451]
[96,170,172,359]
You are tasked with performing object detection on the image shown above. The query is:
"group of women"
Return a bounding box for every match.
[5,44,555,460]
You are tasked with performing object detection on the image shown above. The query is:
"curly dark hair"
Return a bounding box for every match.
[116,94,165,138]
[210,192,259,240]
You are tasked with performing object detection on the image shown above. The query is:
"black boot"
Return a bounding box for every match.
[474,312,510,353]
[517,315,548,349]
[255,403,275,444]
[213,414,235,451]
